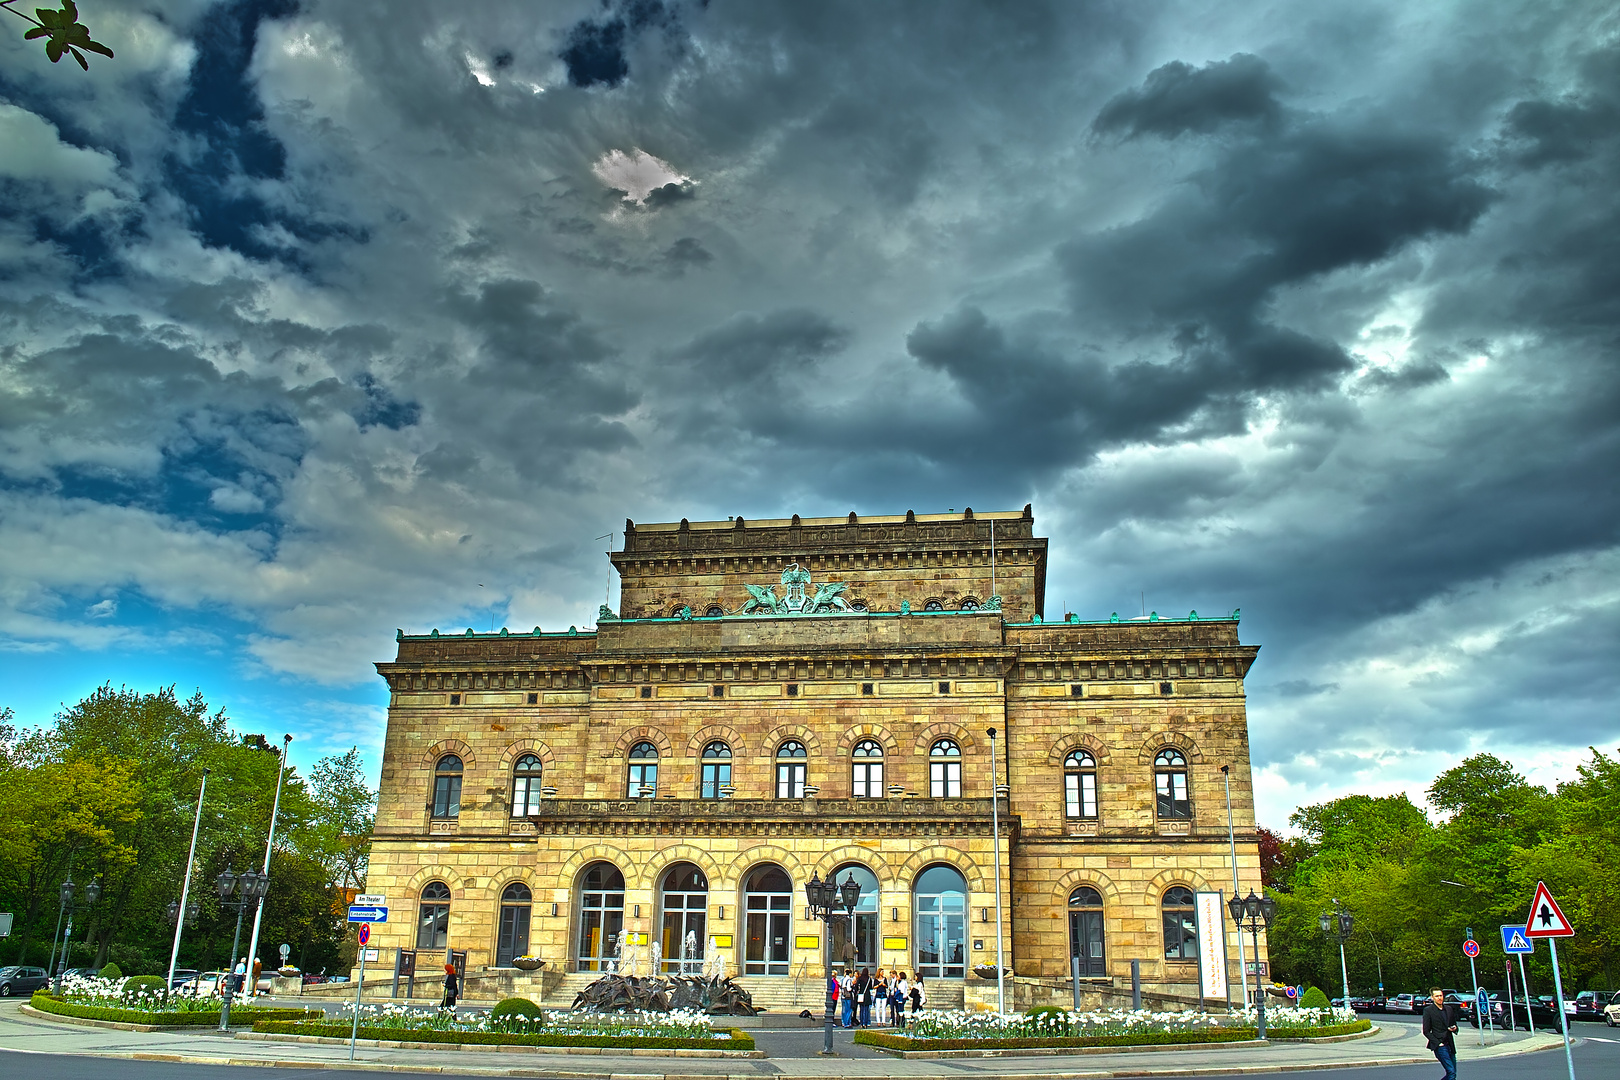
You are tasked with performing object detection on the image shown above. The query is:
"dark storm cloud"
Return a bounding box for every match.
[558,0,684,89]
[1092,53,1283,139]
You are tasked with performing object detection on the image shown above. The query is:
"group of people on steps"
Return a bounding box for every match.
[828,967,926,1027]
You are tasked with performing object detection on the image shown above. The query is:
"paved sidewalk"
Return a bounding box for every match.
[0,1000,1569,1078]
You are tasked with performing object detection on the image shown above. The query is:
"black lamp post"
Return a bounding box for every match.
[1319,902,1353,1008]
[215,866,270,1031]
[805,870,860,1056]
[1228,889,1277,1038]
[49,875,102,994]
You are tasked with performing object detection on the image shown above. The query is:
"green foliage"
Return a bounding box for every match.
[853,1029,1262,1051]
[1300,986,1330,1008]
[4,0,112,70]
[98,962,122,980]
[30,992,311,1026]
[491,996,544,1022]
[120,975,165,1000]
[250,1019,756,1050]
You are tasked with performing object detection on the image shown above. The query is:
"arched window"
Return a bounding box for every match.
[577,863,626,971]
[511,754,543,817]
[851,739,885,798]
[1162,886,1197,960]
[627,742,659,798]
[417,881,451,949]
[923,599,944,611]
[705,605,725,617]
[913,864,966,978]
[743,864,793,975]
[1064,750,1098,819]
[496,882,532,966]
[1068,886,1105,977]
[659,863,708,974]
[929,739,962,798]
[959,598,979,612]
[850,601,869,612]
[700,741,732,799]
[1154,749,1190,819]
[775,740,807,799]
[431,755,463,818]
[831,863,879,966]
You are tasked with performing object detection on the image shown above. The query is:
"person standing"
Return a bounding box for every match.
[1422,987,1459,1080]
[911,973,926,1017]
[855,967,873,1027]
[840,970,856,1028]
[873,969,889,1025]
[892,972,910,1030]
[441,963,459,1012]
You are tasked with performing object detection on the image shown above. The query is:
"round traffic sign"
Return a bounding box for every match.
[1286,985,1298,998]
[1463,938,1479,957]
[357,923,370,946]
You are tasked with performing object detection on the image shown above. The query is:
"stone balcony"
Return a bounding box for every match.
[497,795,1016,838]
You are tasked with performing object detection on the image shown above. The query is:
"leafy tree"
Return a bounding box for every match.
[2,0,112,69]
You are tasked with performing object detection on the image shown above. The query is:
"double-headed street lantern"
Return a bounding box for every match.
[50,876,102,994]
[804,870,862,1056]
[167,898,202,926]
[1228,889,1277,1039]
[215,867,272,1031]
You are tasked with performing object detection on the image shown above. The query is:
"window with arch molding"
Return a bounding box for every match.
[923,598,944,611]
[1069,886,1106,977]
[1162,886,1197,960]
[627,742,659,797]
[775,740,807,799]
[417,881,451,949]
[959,598,979,611]
[511,754,543,817]
[700,741,732,799]
[705,605,725,617]
[1154,748,1190,819]
[929,738,962,798]
[851,739,884,797]
[496,882,532,966]
[1064,749,1098,819]
[431,755,462,818]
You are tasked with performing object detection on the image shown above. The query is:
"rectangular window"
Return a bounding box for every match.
[432,776,461,818]
[930,762,962,798]
[1064,772,1098,819]
[852,761,884,798]
[417,904,449,949]
[1156,771,1190,819]
[776,762,806,799]
[700,762,731,799]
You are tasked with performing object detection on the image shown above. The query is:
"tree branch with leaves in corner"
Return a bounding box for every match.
[3,0,113,70]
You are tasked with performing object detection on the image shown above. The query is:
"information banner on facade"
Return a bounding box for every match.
[1194,891,1228,1001]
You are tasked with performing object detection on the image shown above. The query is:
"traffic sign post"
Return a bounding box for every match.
[1523,881,1576,1080]
[349,923,368,1061]
[1464,928,1484,1045]
[1502,925,1535,1035]
[358,924,370,947]
[348,905,388,923]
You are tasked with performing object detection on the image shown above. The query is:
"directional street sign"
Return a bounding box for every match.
[1501,925,1535,954]
[357,924,370,946]
[1463,938,1480,958]
[347,905,388,923]
[355,894,387,907]
[1524,882,1574,938]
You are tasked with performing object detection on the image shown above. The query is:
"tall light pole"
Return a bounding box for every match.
[1229,890,1276,1039]
[1220,765,1248,1010]
[49,875,102,994]
[986,727,1007,1015]
[244,735,292,998]
[166,768,210,990]
[805,870,860,1056]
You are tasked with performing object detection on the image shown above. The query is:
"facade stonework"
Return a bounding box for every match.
[366,509,1267,1004]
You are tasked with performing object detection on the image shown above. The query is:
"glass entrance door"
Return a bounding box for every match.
[743,864,792,975]
[1068,887,1106,977]
[830,864,879,968]
[659,863,708,974]
[913,864,966,979]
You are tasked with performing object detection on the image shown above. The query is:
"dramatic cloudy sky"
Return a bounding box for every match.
[2,0,1616,827]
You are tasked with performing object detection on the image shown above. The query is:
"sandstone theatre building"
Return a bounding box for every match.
[365,508,1266,1008]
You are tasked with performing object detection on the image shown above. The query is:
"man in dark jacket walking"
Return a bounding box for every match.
[1422,987,1459,1079]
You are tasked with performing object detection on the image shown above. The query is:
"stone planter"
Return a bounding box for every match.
[512,958,544,971]
[972,965,1008,980]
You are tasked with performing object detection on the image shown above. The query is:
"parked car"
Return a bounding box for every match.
[1502,996,1566,1030]
[61,967,102,980]
[1348,995,1376,1012]
[1391,993,1416,1013]
[1444,992,1477,1026]
[0,966,52,996]
[1602,991,1620,1027]
[175,970,226,996]
[1573,990,1614,1021]
[168,968,199,989]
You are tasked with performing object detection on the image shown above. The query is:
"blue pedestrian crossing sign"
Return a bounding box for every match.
[1501,924,1534,954]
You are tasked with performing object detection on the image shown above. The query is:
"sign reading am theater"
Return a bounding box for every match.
[366,507,1265,1008]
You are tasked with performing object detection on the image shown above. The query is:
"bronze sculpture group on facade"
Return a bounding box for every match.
[597,563,1000,622]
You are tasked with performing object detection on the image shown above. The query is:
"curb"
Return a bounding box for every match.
[238,1030,765,1058]
[863,1024,1379,1058]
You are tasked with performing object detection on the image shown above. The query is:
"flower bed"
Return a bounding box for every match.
[29,992,312,1027]
[252,1002,755,1050]
[853,1007,1368,1052]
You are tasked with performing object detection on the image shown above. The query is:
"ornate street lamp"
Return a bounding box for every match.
[216,866,271,1031]
[1320,902,1354,1010]
[805,869,860,1056]
[48,875,101,994]
[1228,889,1277,1038]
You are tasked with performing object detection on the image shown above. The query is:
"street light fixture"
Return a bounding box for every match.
[48,876,102,994]
[1319,901,1353,1009]
[215,866,271,1031]
[805,870,860,1057]
[1228,889,1277,1039]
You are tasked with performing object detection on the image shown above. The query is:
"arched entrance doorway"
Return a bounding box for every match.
[576,862,625,971]
[913,864,966,978]
[1068,886,1106,977]
[659,863,708,974]
[742,864,792,975]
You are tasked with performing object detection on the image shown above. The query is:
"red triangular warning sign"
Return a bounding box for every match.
[1523,881,1574,938]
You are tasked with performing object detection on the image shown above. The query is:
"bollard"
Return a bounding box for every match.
[1072,955,1081,1010]
[1131,959,1141,1010]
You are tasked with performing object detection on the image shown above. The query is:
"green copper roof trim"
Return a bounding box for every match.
[1004,608,1240,627]
[397,626,593,641]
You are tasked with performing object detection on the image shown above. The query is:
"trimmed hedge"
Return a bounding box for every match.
[1301,986,1331,1009]
[853,1018,1370,1052]
[29,992,313,1027]
[121,976,168,999]
[98,963,123,980]
[250,1019,756,1051]
[491,996,544,1022]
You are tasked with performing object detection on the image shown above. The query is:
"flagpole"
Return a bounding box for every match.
[166,769,210,989]
[244,735,292,997]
